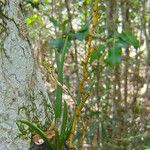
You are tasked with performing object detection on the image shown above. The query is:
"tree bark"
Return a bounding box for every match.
[0,0,52,149]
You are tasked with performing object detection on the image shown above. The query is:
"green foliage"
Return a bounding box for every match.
[25,0,40,9]
[144,147,150,150]
[18,107,73,150]
[117,29,139,49]
[48,21,89,55]
[18,119,54,149]
[48,38,71,53]
[48,21,89,53]
[26,14,43,25]
[60,102,68,142]
[49,17,69,32]
[107,43,122,65]
[17,36,74,149]
[54,37,69,119]
[70,23,89,41]
[18,1,149,149]
[90,44,105,62]
[107,30,139,65]
[65,112,75,139]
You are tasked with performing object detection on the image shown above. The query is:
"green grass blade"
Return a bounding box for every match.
[54,36,69,119]
[65,111,75,140]
[55,85,63,119]
[60,36,69,70]
[60,101,68,142]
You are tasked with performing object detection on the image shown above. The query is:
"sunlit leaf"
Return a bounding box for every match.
[26,14,43,26]
[36,15,43,25]
[26,18,32,25]
[44,0,49,3]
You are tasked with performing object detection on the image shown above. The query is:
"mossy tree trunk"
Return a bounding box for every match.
[0,0,52,149]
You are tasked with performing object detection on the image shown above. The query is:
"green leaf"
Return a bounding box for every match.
[59,20,69,31]
[124,30,139,49]
[26,18,32,25]
[107,43,122,65]
[118,30,139,49]
[48,38,71,53]
[44,0,49,3]
[116,39,128,48]
[60,102,68,142]
[71,31,88,41]
[144,148,150,150]
[55,87,63,119]
[65,111,75,139]
[36,15,43,25]
[48,38,64,49]
[49,17,68,32]
[90,44,105,62]
[49,17,60,27]
[70,23,89,41]
[18,119,54,150]
[26,15,43,26]
[54,37,69,119]
[26,0,39,9]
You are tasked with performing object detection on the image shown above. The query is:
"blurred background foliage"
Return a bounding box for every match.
[20,0,150,149]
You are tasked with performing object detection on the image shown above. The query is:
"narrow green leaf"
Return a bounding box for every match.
[55,86,63,119]
[54,37,69,119]
[61,36,69,66]
[60,102,68,142]
[18,119,54,150]
[65,111,75,139]
[36,15,43,25]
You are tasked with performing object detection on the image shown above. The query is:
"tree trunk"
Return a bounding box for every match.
[0,0,52,149]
